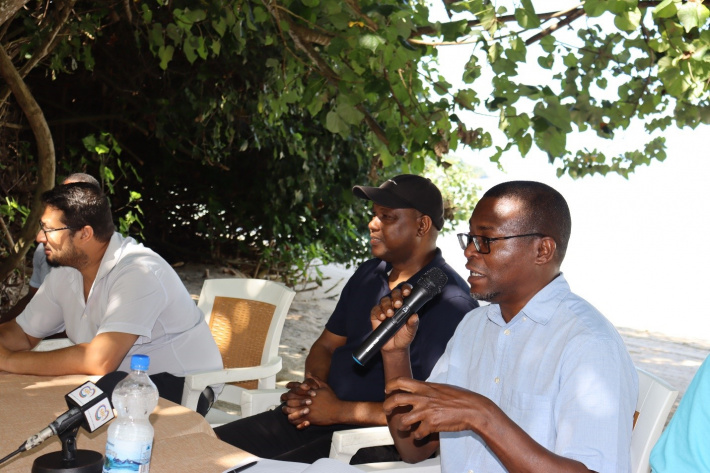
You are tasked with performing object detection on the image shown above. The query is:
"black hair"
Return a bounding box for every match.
[64,173,100,188]
[41,182,115,242]
[483,180,571,262]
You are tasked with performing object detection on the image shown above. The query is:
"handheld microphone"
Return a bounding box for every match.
[20,371,127,453]
[353,267,448,366]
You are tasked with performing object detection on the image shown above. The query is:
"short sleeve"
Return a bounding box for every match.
[95,265,167,339]
[17,271,66,338]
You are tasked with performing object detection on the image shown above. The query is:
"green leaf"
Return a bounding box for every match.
[614,9,642,32]
[518,133,533,156]
[534,101,573,133]
[158,45,174,70]
[302,0,320,6]
[563,53,578,67]
[506,37,527,63]
[360,34,386,53]
[166,23,181,43]
[183,36,197,63]
[212,17,227,37]
[515,1,541,29]
[184,9,206,23]
[537,54,554,69]
[584,0,608,18]
[325,110,348,134]
[141,4,153,24]
[678,2,710,33]
[653,0,679,19]
[540,35,556,53]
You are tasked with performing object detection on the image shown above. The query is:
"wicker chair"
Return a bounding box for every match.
[181,278,295,427]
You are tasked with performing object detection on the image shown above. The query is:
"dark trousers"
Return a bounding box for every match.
[147,372,214,417]
[213,405,401,464]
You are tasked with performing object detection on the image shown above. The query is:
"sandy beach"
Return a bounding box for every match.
[177,261,710,419]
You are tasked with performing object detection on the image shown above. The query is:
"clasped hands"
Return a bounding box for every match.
[280,374,342,429]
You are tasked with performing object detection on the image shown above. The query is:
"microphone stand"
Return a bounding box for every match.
[31,425,103,473]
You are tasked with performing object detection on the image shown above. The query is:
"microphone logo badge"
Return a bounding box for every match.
[85,398,114,431]
[67,381,104,406]
[79,384,96,399]
[94,404,113,422]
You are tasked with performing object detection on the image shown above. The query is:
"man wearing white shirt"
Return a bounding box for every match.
[374,180,637,473]
[1,173,100,324]
[0,182,222,413]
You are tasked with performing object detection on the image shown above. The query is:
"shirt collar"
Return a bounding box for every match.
[488,273,570,327]
[95,232,129,282]
[380,248,446,288]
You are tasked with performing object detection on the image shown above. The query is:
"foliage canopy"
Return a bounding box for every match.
[1,0,708,294]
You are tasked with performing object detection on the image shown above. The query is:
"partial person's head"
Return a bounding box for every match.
[63,172,100,188]
[352,174,443,263]
[462,180,571,318]
[38,183,115,267]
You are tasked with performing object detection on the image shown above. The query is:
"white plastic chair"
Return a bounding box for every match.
[330,367,678,473]
[180,278,295,427]
[631,367,678,473]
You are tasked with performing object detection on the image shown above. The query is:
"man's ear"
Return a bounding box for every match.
[536,236,557,264]
[77,225,95,242]
[417,214,433,237]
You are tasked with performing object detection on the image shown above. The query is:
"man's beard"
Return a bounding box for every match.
[470,291,499,302]
[47,244,89,269]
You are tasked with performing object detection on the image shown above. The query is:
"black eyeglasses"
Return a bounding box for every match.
[457,233,545,254]
[39,222,78,239]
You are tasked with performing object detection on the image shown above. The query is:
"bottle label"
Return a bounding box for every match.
[103,437,152,472]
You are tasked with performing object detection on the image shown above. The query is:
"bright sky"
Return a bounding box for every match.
[428,2,710,341]
[439,129,710,342]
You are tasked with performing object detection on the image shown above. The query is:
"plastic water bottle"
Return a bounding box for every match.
[103,354,159,473]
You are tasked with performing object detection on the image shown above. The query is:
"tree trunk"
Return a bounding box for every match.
[0,43,55,283]
[0,0,30,28]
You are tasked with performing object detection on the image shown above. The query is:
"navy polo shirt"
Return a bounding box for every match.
[325,248,478,402]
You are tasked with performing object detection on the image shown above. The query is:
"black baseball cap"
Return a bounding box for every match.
[352,174,445,230]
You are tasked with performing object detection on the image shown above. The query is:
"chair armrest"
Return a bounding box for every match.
[240,388,287,417]
[181,358,282,411]
[329,426,395,463]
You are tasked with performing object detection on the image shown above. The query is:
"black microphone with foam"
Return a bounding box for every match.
[353,267,448,366]
[20,370,127,453]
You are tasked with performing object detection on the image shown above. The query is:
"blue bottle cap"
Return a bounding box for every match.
[130,354,150,371]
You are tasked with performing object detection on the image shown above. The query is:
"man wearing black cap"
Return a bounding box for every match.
[214,174,477,463]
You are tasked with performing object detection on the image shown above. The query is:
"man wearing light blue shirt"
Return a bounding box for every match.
[650,353,710,472]
[374,180,638,473]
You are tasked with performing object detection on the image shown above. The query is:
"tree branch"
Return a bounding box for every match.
[525,7,587,46]
[0,0,30,28]
[263,0,389,146]
[0,0,78,108]
[0,42,55,282]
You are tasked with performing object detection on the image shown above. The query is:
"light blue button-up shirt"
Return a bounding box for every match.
[428,274,637,473]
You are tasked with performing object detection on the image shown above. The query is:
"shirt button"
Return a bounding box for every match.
[494,377,500,384]
[523,316,527,321]
[504,329,511,335]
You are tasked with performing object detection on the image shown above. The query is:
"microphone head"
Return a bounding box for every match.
[95,370,129,403]
[417,267,447,295]
[63,371,128,433]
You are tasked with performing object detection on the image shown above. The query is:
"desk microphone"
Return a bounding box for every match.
[353,267,448,366]
[20,371,127,453]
